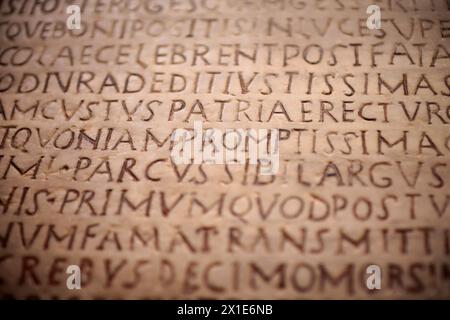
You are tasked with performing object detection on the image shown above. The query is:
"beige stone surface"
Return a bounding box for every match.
[0,0,449,299]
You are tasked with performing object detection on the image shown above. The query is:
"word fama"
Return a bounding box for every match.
[1,221,449,255]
